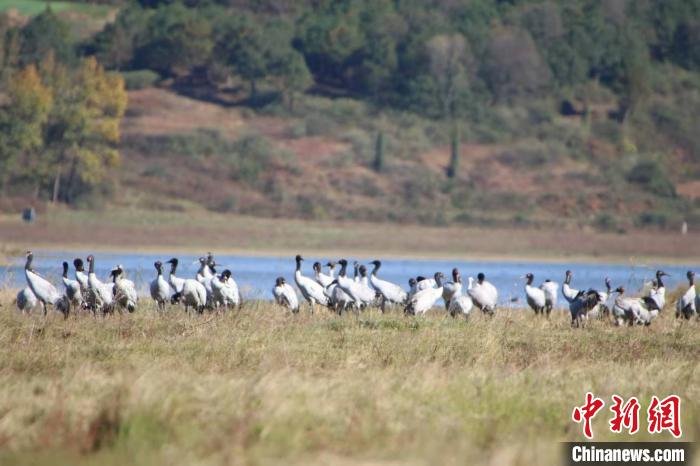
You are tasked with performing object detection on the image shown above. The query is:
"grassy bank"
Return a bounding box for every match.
[0,206,699,264]
[0,297,698,465]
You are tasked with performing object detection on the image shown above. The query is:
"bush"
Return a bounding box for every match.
[121,70,160,90]
[625,160,676,198]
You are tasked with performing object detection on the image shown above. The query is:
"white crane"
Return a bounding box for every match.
[539,279,558,315]
[562,270,579,304]
[180,278,207,313]
[405,272,445,315]
[676,271,697,320]
[86,255,114,314]
[150,261,172,311]
[165,258,186,297]
[613,286,659,326]
[336,259,376,310]
[368,260,407,311]
[62,261,83,309]
[111,265,138,313]
[523,273,546,315]
[24,251,69,317]
[16,287,37,314]
[294,255,331,311]
[272,277,299,313]
[648,270,669,311]
[196,257,215,305]
[468,273,498,315]
[448,279,473,318]
[73,258,93,311]
[211,270,240,309]
[442,268,462,310]
[313,262,334,288]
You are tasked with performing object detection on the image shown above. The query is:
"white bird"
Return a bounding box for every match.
[468,273,498,315]
[335,259,376,310]
[441,268,462,310]
[294,255,331,311]
[313,261,334,288]
[180,278,207,313]
[368,260,407,311]
[111,265,138,313]
[405,272,445,315]
[212,269,240,309]
[24,251,69,317]
[588,277,613,319]
[613,286,659,326]
[539,279,558,315]
[524,273,546,315]
[272,276,299,313]
[62,261,83,309]
[648,270,669,311]
[166,258,186,296]
[448,281,473,318]
[676,271,697,320]
[16,287,37,314]
[86,255,113,314]
[73,258,93,311]
[196,257,215,305]
[415,276,437,292]
[562,270,579,304]
[150,261,172,311]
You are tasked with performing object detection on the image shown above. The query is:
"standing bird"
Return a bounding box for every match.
[180,278,207,313]
[613,286,659,326]
[150,261,172,311]
[86,255,114,314]
[73,258,93,310]
[62,261,83,309]
[165,258,186,299]
[212,270,240,309]
[368,260,407,311]
[24,251,69,317]
[272,277,299,313]
[561,270,579,304]
[570,289,604,328]
[588,277,613,319]
[313,262,334,288]
[336,259,376,310]
[468,273,498,315]
[294,255,331,311]
[539,279,558,316]
[405,272,445,315]
[523,273,546,315]
[16,287,38,314]
[448,285,473,319]
[111,265,138,313]
[442,268,462,310]
[648,270,669,311]
[676,271,697,320]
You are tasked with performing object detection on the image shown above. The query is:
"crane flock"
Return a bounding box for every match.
[12,251,700,328]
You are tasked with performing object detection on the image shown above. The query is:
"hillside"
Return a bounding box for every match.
[0,1,699,234]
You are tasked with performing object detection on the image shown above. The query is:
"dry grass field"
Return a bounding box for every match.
[0,291,698,466]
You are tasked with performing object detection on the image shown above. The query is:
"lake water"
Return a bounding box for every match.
[2,251,697,308]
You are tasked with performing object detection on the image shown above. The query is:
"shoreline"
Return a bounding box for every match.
[2,241,698,266]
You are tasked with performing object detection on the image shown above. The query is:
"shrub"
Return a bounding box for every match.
[120,70,160,90]
[625,160,676,198]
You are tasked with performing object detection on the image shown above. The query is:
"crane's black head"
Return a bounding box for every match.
[275,276,285,286]
[416,276,426,282]
[565,270,572,277]
[326,261,336,268]
[295,255,303,262]
[86,255,94,263]
[198,257,207,265]
[62,261,69,270]
[614,286,625,294]
[434,271,445,282]
[109,267,121,278]
[452,268,460,280]
[656,270,668,278]
[370,260,381,267]
[477,273,485,283]
[338,259,348,266]
[313,262,322,272]
[221,269,232,280]
[359,265,367,276]
[166,258,178,265]
[525,273,534,280]
[207,252,214,264]
[408,278,417,287]
[687,270,695,279]
[154,260,162,270]
[73,258,84,271]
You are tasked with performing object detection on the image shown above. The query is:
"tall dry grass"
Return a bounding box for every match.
[0,295,698,465]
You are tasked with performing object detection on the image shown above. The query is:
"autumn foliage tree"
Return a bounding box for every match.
[0,57,127,203]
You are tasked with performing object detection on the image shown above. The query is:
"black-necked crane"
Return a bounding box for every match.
[24,251,69,317]
[523,273,546,315]
[368,260,407,311]
[86,255,113,314]
[468,273,498,315]
[150,261,172,311]
[16,287,37,314]
[539,279,558,315]
[404,272,445,315]
[442,268,462,310]
[272,277,299,313]
[294,255,330,312]
[62,261,83,309]
[111,265,138,313]
[676,271,697,320]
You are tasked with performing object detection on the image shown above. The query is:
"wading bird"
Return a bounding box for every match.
[294,255,331,311]
[468,273,498,315]
[150,261,171,311]
[369,260,407,311]
[24,251,69,317]
[272,277,299,313]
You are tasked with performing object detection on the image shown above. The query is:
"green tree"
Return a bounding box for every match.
[19,7,75,66]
